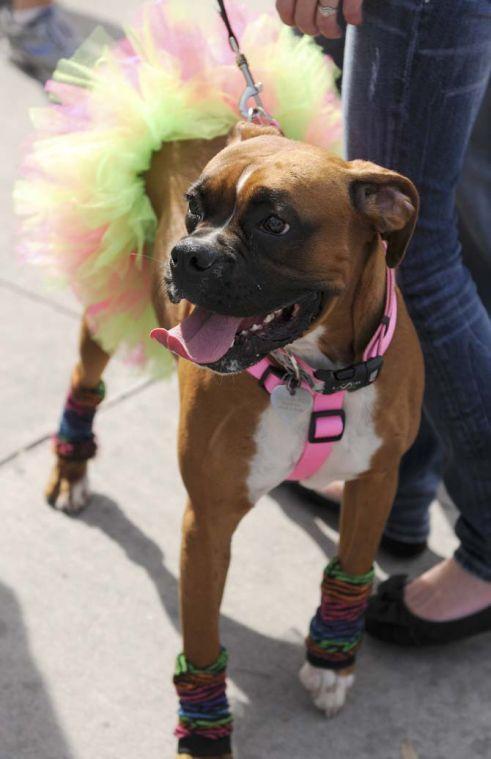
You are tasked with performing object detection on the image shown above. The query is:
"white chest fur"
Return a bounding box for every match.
[246,329,382,504]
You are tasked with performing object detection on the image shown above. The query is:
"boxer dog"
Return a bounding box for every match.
[46,122,423,758]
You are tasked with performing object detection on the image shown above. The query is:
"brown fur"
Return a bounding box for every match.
[47,127,424,758]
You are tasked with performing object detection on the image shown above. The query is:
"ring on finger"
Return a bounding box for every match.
[317,2,338,18]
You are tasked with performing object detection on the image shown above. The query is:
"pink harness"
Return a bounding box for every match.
[246,268,397,481]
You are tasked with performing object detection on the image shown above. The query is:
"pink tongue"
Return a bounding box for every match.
[150,306,242,364]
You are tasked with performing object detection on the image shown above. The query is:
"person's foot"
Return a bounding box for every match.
[365,559,491,646]
[404,557,491,621]
[322,480,344,503]
[0,4,81,82]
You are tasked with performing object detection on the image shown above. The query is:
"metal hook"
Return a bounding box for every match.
[217,0,275,123]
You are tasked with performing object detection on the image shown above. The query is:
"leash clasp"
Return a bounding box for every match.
[231,40,270,122]
[217,0,277,125]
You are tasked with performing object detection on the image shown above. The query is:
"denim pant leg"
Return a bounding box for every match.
[384,411,442,543]
[457,79,491,313]
[387,81,491,542]
[343,0,491,579]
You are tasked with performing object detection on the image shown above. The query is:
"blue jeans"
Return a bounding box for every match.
[457,81,491,313]
[342,0,491,580]
[385,83,491,548]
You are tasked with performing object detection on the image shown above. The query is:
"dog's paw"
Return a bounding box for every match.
[45,460,91,515]
[56,474,90,515]
[299,661,354,717]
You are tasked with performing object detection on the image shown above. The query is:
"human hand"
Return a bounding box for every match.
[276,0,363,39]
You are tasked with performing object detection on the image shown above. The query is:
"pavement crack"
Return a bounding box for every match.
[0,277,81,319]
[0,377,159,467]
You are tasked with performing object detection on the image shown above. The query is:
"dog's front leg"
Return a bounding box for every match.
[175,495,251,759]
[300,469,398,717]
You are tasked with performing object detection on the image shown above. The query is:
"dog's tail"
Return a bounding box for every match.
[14,0,341,375]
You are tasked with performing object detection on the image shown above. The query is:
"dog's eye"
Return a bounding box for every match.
[185,195,203,232]
[186,196,202,219]
[259,215,290,235]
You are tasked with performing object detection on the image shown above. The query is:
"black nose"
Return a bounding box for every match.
[170,239,220,274]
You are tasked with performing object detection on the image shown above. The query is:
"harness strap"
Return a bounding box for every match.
[247,358,346,481]
[363,267,397,361]
[246,266,397,482]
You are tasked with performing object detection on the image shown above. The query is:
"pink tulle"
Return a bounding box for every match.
[16,0,342,371]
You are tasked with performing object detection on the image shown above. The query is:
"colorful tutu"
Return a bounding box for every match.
[14,0,342,374]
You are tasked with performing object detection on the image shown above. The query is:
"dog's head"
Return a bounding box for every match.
[157,123,418,373]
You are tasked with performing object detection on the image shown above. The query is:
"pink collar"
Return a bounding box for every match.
[246,267,397,481]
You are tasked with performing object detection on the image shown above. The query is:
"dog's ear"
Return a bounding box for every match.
[227,120,283,145]
[348,160,419,268]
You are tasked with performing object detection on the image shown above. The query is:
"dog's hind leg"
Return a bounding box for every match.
[45,313,111,514]
[300,468,399,717]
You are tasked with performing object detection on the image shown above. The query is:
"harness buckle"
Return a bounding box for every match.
[308,409,346,444]
[314,356,384,395]
[258,364,286,393]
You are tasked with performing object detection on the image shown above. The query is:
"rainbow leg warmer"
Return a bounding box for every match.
[54,380,105,464]
[306,557,374,669]
[174,648,232,756]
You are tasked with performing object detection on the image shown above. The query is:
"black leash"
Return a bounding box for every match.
[216,0,239,48]
[216,0,277,124]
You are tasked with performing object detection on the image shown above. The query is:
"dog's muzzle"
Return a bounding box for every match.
[157,238,327,373]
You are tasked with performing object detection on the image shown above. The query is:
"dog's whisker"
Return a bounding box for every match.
[132,251,158,262]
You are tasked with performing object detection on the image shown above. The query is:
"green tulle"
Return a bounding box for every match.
[15,2,341,375]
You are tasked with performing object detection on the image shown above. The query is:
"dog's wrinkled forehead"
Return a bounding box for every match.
[195,136,348,221]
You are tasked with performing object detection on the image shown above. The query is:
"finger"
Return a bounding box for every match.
[276,0,296,26]
[295,0,320,36]
[316,2,343,38]
[343,0,364,25]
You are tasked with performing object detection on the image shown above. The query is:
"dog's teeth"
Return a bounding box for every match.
[264,313,275,324]
[251,323,262,332]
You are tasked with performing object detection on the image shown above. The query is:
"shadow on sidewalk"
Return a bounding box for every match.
[0,581,74,759]
[270,482,445,577]
[77,491,491,758]
[79,493,328,756]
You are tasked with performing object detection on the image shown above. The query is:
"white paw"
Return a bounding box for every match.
[56,475,91,515]
[299,661,354,718]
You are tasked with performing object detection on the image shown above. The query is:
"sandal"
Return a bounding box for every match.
[365,575,491,646]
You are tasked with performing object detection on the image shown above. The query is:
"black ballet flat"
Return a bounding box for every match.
[379,533,427,559]
[365,575,491,646]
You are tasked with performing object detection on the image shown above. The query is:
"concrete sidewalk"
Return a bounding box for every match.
[1,2,490,758]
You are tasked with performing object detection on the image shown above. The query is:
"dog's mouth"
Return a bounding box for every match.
[150,292,325,373]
